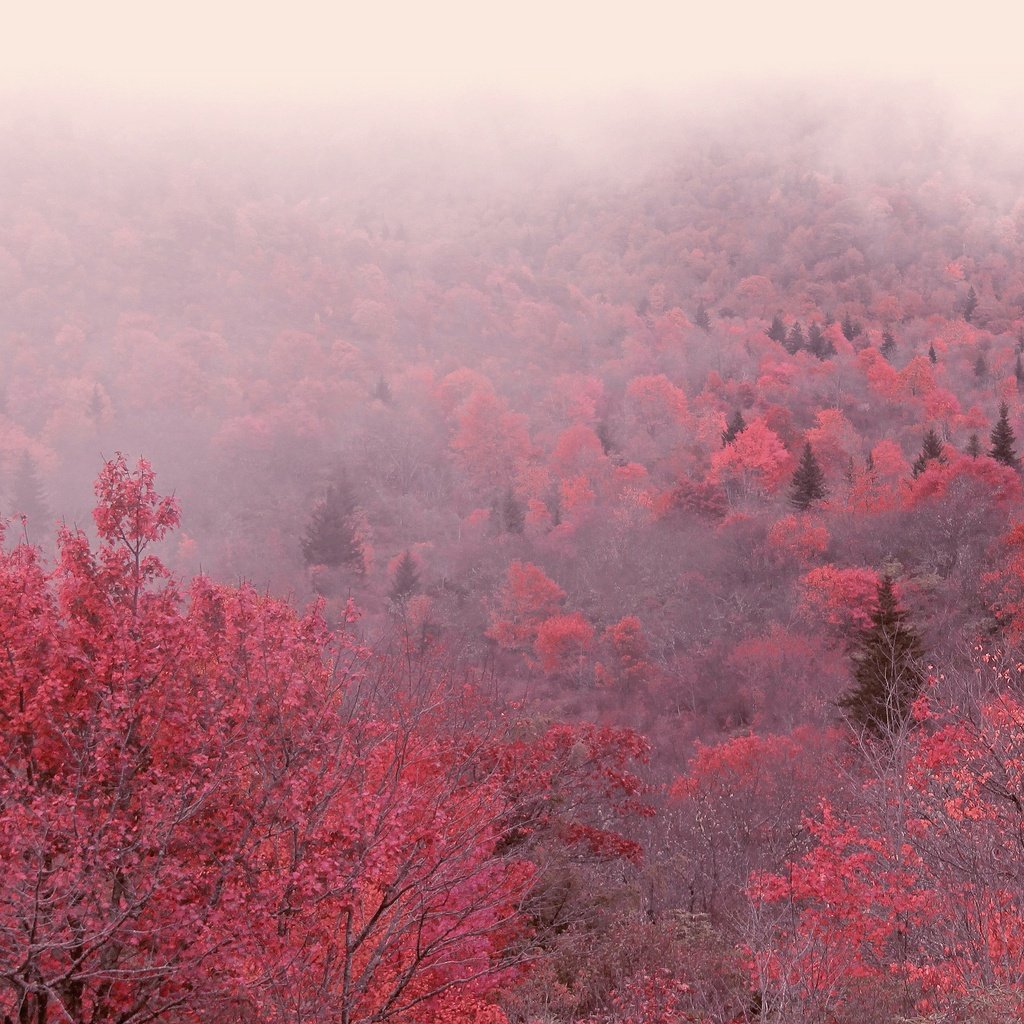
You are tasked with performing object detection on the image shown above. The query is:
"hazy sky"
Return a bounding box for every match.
[3,0,1023,113]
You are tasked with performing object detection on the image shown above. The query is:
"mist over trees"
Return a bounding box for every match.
[7,89,1024,1021]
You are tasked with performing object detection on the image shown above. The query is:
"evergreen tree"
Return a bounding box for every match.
[839,576,925,739]
[928,341,937,364]
[693,304,711,332]
[789,442,827,511]
[721,409,747,446]
[301,479,362,570]
[501,486,525,535]
[1015,353,1024,390]
[784,321,805,355]
[841,311,862,342]
[372,375,393,404]
[9,454,51,540]
[963,285,979,323]
[89,384,106,424]
[388,550,420,605]
[596,419,614,455]
[966,433,982,458]
[807,322,834,360]
[974,352,988,379]
[880,330,896,360]
[989,401,1020,469]
[911,428,945,478]
[766,314,788,344]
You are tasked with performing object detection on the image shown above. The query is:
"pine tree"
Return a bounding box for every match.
[841,311,861,342]
[966,433,982,458]
[721,409,747,446]
[388,550,420,605]
[372,375,393,404]
[911,428,945,478]
[766,314,788,344]
[784,321,805,355]
[9,454,51,541]
[807,322,834,360]
[839,576,925,739]
[501,486,525,535]
[789,442,827,511]
[989,401,1020,469]
[880,330,896,360]
[693,304,711,332]
[928,342,937,365]
[963,285,979,323]
[974,352,988,379]
[301,479,362,570]
[1015,353,1024,390]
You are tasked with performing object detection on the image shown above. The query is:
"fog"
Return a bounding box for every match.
[5,0,1024,117]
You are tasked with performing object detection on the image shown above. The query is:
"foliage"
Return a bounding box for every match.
[838,575,925,738]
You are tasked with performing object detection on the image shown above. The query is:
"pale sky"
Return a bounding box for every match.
[2,0,1023,111]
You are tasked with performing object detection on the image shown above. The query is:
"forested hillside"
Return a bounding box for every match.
[5,93,1024,1021]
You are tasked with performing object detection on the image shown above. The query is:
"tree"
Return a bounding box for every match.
[838,575,924,738]
[807,322,834,359]
[0,457,650,1024]
[693,303,711,332]
[8,452,50,540]
[840,311,861,342]
[784,321,805,355]
[301,477,362,569]
[911,427,945,477]
[765,314,787,344]
[372,374,393,403]
[974,351,988,379]
[880,329,896,360]
[990,401,1020,469]
[721,408,747,446]
[389,549,420,605]
[966,432,982,458]
[1016,353,1024,390]
[963,284,979,322]
[789,442,826,511]
[928,341,938,364]
[501,485,525,534]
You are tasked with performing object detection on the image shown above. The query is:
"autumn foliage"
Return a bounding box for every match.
[0,458,649,1024]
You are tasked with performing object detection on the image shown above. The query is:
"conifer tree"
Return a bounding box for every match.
[880,330,896,360]
[807,322,834,360]
[502,486,525,535]
[10,453,51,540]
[989,401,1020,469]
[784,321,805,355]
[841,311,861,342]
[789,442,826,511]
[766,314,788,344]
[693,304,711,332]
[301,479,362,570]
[974,352,988,379]
[963,284,979,323]
[911,428,945,478]
[388,550,420,605]
[928,342,937,365]
[966,433,982,458]
[839,576,925,738]
[721,409,747,446]
[1015,353,1024,390]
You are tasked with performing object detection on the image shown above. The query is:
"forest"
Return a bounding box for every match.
[5,90,1024,1022]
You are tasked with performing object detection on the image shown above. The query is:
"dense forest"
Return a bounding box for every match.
[6,91,1024,1022]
